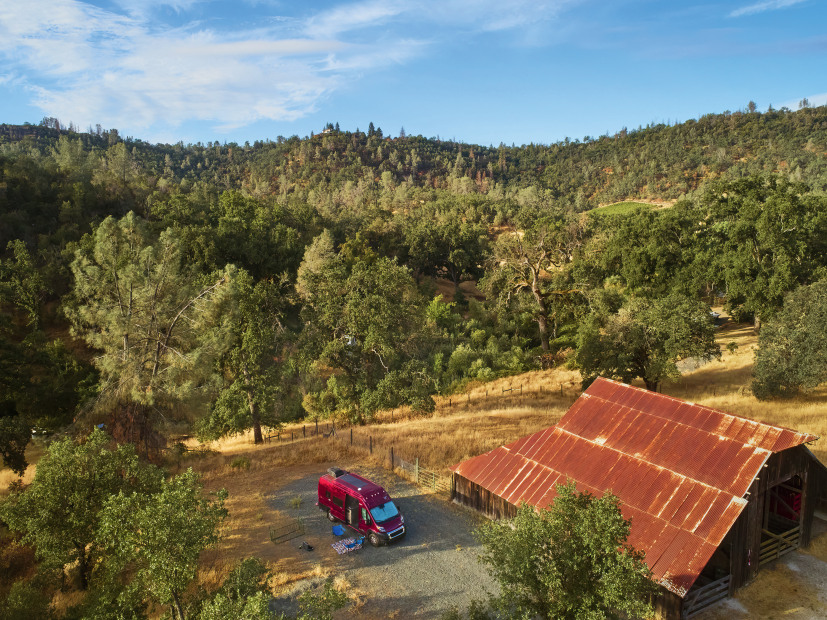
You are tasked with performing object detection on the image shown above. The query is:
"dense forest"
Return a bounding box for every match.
[1,105,827,461]
[1,104,827,616]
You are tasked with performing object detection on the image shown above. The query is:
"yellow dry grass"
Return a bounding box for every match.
[0,439,45,496]
[664,319,826,463]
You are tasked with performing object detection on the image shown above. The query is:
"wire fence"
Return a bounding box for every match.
[333,425,454,495]
[261,382,580,494]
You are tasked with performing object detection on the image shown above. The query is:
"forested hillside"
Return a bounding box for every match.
[0,105,826,467]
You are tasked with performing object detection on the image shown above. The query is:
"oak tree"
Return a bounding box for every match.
[476,482,657,620]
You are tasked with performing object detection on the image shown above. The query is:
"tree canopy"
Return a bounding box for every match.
[752,279,827,399]
[475,482,657,620]
[576,294,720,392]
[66,212,238,450]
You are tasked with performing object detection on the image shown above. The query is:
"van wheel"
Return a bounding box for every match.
[326,510,337,523]
[368,532,381,547]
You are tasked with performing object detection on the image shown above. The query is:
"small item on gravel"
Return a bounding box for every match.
[299,541,314,551]
[332,537,363,554]
[332,524,345,536]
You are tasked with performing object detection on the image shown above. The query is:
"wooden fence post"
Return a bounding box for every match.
[370,436,372,454]
[303,425,305,438]
[390,446,394,468]
[315,419,318,435]
[350,428,353,446]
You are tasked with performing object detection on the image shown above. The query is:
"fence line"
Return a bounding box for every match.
[261,381,581,491]
[321,425,454,495]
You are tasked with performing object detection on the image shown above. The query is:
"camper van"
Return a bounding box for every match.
[317,467,406,546]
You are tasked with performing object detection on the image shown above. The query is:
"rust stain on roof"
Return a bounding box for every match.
[452,377,817,597]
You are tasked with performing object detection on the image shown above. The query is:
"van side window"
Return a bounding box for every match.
[361,507,369,523]
[332,495,343,508]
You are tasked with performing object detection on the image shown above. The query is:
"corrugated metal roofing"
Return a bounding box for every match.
[452,377,818,597]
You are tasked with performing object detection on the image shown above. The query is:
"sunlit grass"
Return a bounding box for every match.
[589,201,657,216]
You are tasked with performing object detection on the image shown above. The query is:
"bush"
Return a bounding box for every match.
[752,279,827,399]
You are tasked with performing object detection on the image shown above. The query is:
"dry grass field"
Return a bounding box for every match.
[665,317,826,463]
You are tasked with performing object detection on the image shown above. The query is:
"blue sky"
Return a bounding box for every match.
[0,0,825,146]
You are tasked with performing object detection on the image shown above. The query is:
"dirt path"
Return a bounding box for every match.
[266,465,498,618]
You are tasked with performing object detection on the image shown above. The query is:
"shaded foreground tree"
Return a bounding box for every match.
[0,429,163,591]
[100,469,227,620]
[475,482,657,620]
[0,239,94,475]
[65,212,237,453]
[752,279,827,399]
[576,294,720,392]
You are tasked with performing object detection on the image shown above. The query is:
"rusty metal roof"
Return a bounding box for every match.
[452,377,818,597]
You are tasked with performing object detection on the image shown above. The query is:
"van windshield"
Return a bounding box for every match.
[369,501,399,523]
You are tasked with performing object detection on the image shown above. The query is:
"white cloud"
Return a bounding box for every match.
[778,92,827,109]
[0,0,581,139]
[419,0,579,32]
[0,0,405,137]
[305,0,406,38]
[729,0,806,18]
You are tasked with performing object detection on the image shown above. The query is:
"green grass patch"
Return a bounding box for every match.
[590,202,655,217]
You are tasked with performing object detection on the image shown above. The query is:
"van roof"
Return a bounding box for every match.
[334,473,381,494]
[327,472,392,506]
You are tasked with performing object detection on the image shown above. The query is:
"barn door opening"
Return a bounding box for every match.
[760,475,803,566]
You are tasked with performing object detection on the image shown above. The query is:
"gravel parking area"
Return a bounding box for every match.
[268,465,498,618]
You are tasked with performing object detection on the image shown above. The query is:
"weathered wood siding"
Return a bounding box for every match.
[652,587,683,620]
[452,474,517,519]
[729,444,827,588]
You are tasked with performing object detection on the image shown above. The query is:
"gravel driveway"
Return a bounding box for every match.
[268,466,498,618]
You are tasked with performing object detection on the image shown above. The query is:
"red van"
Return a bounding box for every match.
[317,467,406,546]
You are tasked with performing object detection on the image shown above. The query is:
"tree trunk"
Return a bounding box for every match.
[172,591,185,620]
[644,378,659,392]
[531,287,551,352]
[242,363,263,444]
[77,547,89,590]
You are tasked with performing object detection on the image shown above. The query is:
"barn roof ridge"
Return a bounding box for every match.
[590,378,819,444]
[577,391,779,448]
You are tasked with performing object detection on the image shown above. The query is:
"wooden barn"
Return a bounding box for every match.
[451,377,827,619]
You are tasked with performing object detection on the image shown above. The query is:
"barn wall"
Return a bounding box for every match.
[452,475,518,520]
[651,587,683,620]
[804,447,827,515]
